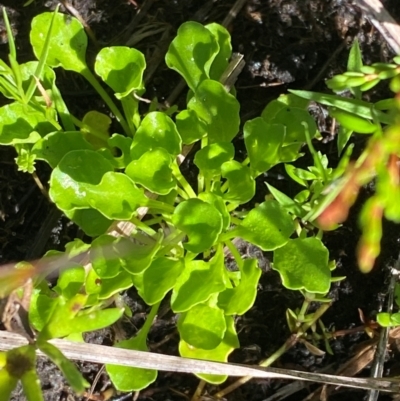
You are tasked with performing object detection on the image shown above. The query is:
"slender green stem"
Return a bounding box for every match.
[51,84,75,131]
[121,96,139,137]
[176,186,189,200]
[171,161,197,198]
[136,301,161,342]
[129,216,157,237]
[302,121,328,183]
[26,5,60,102]
[224,239,243,269]
[81,68,130,136]
[296,299,310,324]
[146,199,175,214]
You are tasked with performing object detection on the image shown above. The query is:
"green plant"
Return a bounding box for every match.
[290,39,400,273]
[0,7,337,398]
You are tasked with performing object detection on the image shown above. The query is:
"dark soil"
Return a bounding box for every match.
[1,0,400,400]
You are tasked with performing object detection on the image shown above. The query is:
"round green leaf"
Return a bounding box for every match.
[273,237,331,294]
[234,200,295,251]
[175,109,207,145]
[271,107,318,146]
[194,142,234,178]
[90,235,122,279]
[243,118,285,176]
[65,208,112,237]
[50,150,114,209]
[165,21,219,91]
[95,46,146,98]
[30,12,88,73]
[205,23,232,80]
[50,150,147,220]
[172,198,223,253]
[126,148,176,195]
[171,248,227,312]
[89,172,146,220]
[179,315,239,384]
[198,192,230,230]
[377,313,392,327]
[178,304,226,350]
[85,269,133,300]
[0,102,54,145]
[139,257,184,305]
[107,336,157,391]
[130,112,182,160]
[81,110,111,149]
[188,79,240,144]
[221,160,255,204]
[218,258,261,315]
[108,134,133,168]
[33,131,94,168]
[91,235,162,277]
[53,266,85,298]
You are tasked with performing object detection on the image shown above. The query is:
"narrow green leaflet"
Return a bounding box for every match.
[0,368,18,400]
[30,12,87,73]
[244,118,285,176]
[218,258,261,315]
[221,160,255,204]
[273,237,331,294]
[178,303,226,349]
[347,39,363,72]
[179,315,239,384]
[171,248,227,312]
[165,21,219,92]
[187,79,240,144]
[126,148,176,195]
[172,198,223,253]
[289,90,393,125]
[38,342,89,393]
[21,369,44,401]
[95,46,146,98]
[329,107,380,134]
[232,200,295,251]
[130,112,182,159]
